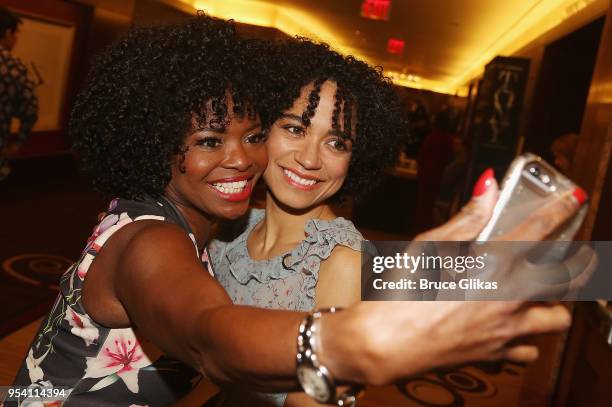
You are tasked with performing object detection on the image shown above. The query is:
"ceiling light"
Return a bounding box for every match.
[449,0,604,91]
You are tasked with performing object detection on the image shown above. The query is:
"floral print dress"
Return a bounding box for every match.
[9,197,211,407]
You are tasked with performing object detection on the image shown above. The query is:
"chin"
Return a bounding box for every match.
[274,192,320,211]
[210,203,250,220]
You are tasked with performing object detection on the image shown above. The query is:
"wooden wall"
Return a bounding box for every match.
[573,3,612,241]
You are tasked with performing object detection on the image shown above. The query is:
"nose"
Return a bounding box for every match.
[223,142,253,172]
[294,137,321,170]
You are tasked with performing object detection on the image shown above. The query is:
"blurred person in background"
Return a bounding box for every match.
[0,7,38,180]
[433,134,470,225]
[414,106,456,233]
[551,132,578,175]
[403,100,430,157]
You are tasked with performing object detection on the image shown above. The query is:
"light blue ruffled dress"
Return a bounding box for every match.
[208,208,366,406]
[209,208,365,312]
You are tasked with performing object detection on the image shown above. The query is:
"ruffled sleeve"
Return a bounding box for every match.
[283,217,364,299]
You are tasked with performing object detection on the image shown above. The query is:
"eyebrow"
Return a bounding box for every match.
[200,122,262,133]
[278,113,304,123]
[278,113,354,140]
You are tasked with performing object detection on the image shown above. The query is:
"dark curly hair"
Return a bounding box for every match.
[262,37,410,202]
[71,14,272,199]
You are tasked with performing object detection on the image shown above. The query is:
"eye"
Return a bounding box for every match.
[194,136,222,149]
[283,124,305,136]
[245,131,268,144]
[326,138,351,152]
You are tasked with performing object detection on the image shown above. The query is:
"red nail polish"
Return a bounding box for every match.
[572,187,587,205]
[472,168,494,197]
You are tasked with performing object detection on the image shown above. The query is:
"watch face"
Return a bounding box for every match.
[297,364,331,402]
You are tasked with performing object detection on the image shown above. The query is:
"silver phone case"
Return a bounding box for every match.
[477,152,587,242]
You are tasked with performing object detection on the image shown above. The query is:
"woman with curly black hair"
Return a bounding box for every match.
[207,37,585,407]
[9,14,583,407]
[9,15,272,406]
[209,41,407,309]
[208,38,410,406]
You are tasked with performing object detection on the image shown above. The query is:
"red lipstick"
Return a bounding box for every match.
[208,176,254,202]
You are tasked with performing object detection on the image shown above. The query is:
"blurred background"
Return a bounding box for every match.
[0,0,611,405]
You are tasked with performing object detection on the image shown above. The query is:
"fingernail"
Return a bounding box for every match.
[572,187,587,205]
[472,168,495,197]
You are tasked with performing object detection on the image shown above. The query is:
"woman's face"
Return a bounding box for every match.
[264,80,354,211]
[167,101,268,220]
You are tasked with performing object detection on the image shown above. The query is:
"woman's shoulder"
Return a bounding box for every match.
[321,244,362,269]
[87,196,198,252]
[284,217,364,305]
[109,196,180,222]
[281,216,364,272]
[305,217,365,270]
[305,216,364,251]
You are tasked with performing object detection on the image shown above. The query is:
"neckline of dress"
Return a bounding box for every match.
[240,209,347,264]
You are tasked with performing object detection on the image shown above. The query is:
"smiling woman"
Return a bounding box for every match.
[208,37,409,406]
[166,97,268,220]
[265,80,354,209]
[9,14,277,406]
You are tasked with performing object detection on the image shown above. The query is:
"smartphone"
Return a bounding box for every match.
[476,152,587,244]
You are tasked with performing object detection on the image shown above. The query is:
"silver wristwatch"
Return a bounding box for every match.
[296,307,363,406]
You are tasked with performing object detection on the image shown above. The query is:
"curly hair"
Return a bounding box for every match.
[262,38,410,202]
[71,14,272,199]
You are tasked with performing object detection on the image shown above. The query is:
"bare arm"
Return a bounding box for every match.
[285,246,363,406]
[82,184,584,396]
[315,246,362,308]
[112,222,302,390]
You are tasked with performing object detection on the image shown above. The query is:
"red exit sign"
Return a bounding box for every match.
[387,38,405,54]
[361,0,391,21]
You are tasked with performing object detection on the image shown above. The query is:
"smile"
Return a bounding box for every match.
[212,179,248,194]
[208,177,253,201]
[282,168,321,191]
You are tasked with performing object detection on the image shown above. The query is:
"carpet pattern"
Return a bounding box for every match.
[0,154,105,338]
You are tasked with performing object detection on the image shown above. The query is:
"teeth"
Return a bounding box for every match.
[283,169,317,186]
[212,179,248,194]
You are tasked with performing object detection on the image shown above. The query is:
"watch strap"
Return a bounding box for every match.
[297,307,363,406]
